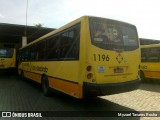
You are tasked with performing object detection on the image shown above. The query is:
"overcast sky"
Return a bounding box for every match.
[0,0,160,40]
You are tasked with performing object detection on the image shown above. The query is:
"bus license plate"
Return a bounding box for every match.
[114,67,124,73]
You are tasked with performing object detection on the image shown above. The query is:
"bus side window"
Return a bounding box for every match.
[33,41,46,60]
[141,48,147,62]
[148,47,159,62]
[30,47,36,61]
[59,24,80,60]
[46,35,60,60]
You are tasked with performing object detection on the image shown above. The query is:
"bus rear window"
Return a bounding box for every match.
[0,48,14,58]
[89,17,139,51]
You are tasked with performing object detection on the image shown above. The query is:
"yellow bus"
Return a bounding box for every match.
[140,44,160,81]
[0,47,16,70]
[18,16,140,99]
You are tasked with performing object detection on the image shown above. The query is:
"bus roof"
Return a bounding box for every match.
[141,43,160,48]
[20,15,136,50]
[19,16,87,50]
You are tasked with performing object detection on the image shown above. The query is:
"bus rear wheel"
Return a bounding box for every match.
[41,75,51,96]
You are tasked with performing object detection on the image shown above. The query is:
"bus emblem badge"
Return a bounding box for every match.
[116,53,123,64]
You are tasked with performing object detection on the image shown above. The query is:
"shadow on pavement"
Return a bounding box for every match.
[0,74,140,120]
[139,82,160,93]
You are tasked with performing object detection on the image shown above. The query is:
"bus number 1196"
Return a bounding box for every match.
[93,54,110,61]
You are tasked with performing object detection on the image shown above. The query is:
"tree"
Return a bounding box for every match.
[34,23,43,27]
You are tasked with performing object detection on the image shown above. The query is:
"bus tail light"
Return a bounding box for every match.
[86,66,92,72]
[87,73,93,79]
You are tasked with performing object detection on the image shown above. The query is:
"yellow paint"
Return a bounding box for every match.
[24,71,42,83]
[141,44,160,80]
[144,71,160,79]
[141,62,160,80]
[21,70,83,98]
[48,77,83,98]
[0,48,16,69]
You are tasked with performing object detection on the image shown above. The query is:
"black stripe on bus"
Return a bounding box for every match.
[22,70,79,84]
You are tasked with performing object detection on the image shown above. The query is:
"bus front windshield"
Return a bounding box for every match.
[0,48,14,58]
[89,17,139,51]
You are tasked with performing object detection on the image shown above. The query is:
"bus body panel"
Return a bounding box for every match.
[83,45,140,96]
[83,16,140,96]
[141,44,160,80]
[89,46,140,84]
[141,62,160,79]
[0,48,16,70]
[18,61,82,98]
[0,58,15,69]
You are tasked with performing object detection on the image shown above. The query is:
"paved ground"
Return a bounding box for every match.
[0,71,159,120]
[101,82,160,120]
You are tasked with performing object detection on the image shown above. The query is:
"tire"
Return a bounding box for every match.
[140,71,145,82]
[41,75,51,96]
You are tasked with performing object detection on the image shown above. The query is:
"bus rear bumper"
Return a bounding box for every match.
[83,79,140,96]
